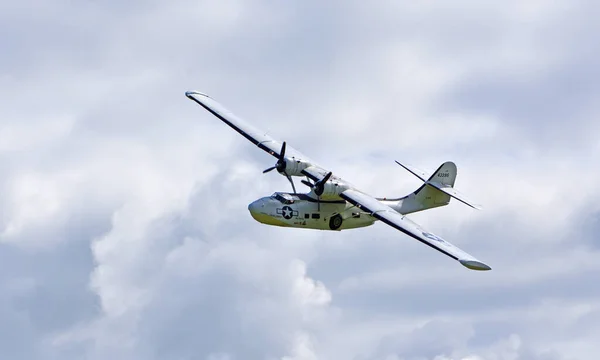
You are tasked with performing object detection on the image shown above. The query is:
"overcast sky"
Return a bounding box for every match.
[1,1,600,359]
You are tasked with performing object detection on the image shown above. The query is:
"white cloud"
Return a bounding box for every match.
[281,332,318,360]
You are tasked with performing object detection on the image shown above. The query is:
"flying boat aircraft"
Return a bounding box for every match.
[185,91,491,271]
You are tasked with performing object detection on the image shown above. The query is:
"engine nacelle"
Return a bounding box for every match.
[316,181,349,200]
[280,157,310,176]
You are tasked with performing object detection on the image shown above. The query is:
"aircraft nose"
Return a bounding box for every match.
[248,199,264,215]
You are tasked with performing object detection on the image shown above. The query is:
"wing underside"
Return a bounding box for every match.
[186,91,315,163]
[340,189,491,271]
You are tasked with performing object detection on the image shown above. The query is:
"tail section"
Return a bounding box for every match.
[394,160,457,186]
[412,161,456,209]
[426,161,457,187]
[390,161,481,214]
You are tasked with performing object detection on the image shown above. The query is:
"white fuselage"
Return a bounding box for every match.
[248,192,376,230]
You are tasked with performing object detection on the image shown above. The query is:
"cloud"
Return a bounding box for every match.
[1,1,600,359]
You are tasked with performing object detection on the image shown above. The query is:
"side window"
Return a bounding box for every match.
[311,213,320,219]
[304,214,310,219]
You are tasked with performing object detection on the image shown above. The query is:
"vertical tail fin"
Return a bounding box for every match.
[425,161,457,187]
[412,161,456,208]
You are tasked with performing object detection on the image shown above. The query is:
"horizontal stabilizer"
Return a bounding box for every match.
[426,182,482,210]
[394,161,428,182]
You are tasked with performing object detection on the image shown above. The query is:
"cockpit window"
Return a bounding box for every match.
[272,192,295,204]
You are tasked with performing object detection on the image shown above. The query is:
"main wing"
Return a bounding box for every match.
[186,91,337,183]
[187,91,311,163]
[340,189,491,271]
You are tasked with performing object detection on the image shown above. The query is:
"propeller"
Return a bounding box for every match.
[263,141,296,194]
[263,141,287,174]
[301,171,333,210]
[314,171,332,196]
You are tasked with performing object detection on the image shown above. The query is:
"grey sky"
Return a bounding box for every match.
[1,1,599,359]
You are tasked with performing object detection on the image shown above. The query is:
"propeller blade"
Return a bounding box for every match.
[314,171,333,196]
[320,171,333,184]
[279,141,286,160]
[301,180,314,188]
[263,166,277,173]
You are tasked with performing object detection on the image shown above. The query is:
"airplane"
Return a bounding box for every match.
[185,91,491,271]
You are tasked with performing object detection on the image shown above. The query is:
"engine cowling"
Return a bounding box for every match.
[315,181,349,200]
[280,157,309,177]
